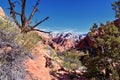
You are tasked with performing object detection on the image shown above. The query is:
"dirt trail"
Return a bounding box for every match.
[25,42,51,80]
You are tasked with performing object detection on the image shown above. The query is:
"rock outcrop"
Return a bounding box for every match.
[0,7,5,17]
[51,36,76,52]
[25,41,51,80]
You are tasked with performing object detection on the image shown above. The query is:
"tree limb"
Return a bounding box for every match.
[15,12,21,16]
[8,0,21,28]
[27,0,40,24]
[31,16,49,29]
[21,0,26,27]
[8,0,50,34]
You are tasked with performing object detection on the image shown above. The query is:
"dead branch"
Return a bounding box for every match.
[8,0,21,29]
[15,12,21,16]
[32,17,49,29]
[21,0,26,27]
[27,0,40,24]
[8,0,50,33]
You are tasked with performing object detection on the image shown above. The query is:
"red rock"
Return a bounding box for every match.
[36,31,78,52]
[25,42,51,80]
[50,35,78,52]
[0,7,5,17]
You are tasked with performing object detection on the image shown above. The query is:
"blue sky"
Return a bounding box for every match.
[0,0,115,34]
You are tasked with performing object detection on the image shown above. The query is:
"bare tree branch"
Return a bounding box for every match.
[15,12,21,16]
[27,0,40,24]
[32,28,51,34]
[21,0,26,27]
[8,0,49,33]
[31,17,49,29]
[8,0,21,28]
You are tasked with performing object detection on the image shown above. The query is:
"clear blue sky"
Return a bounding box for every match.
[0,0,115,34]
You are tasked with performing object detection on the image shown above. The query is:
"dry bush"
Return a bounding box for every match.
[0,29,31,80]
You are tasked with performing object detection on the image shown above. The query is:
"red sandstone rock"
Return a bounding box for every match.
[25,42,51,80]
[37,32,78,52]
[0,7,5,17]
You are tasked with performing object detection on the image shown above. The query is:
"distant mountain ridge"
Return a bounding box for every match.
[43,32,87,52]
[50,32,86,41]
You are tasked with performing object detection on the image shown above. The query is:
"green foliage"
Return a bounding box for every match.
[48,49,86,76]
[59,51,83,72]
[16,32,41,50]
[83,22,120,80]
[90,23,98,32]
[112,0,120,18]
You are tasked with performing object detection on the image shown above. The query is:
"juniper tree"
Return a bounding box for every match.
[112,0,120,18]
[90,23,98,32]
[83,22,120,80]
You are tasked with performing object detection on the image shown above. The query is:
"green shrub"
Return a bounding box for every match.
[58,51,84,72]
[16,32,41,50]
[83,22,120,80]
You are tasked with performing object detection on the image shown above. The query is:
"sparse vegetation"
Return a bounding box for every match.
[0,15,42,80]
[0,17,41,50]
[0,18,28,80]
[112,0,120,18]
[59,51,83,72]
[16,31,41,50]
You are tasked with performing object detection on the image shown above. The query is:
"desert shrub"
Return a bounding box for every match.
[0,30,17,43]
[0,29,32,80]
[16,31,42,50]
[0,42,29,80]
[58,51,85,72]
[48,50,87,79]
[47,47,86,72]
[0,17,41,50]
[0,16,40,80]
